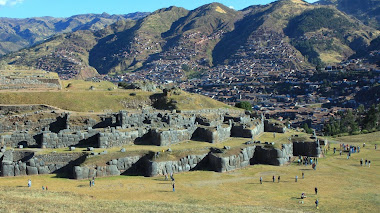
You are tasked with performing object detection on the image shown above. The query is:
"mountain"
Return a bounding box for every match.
[0,12,149,55]
[315,0,380,30]
[0,0,378,79]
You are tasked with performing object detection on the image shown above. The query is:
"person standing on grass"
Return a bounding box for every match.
[360,158,363,166]
[375,144,377,150]
[295,175,298,182]
[272,175,275,183]
[302,172,304,179]
[172,182,175,192]
[315,199,319,209]
[28,179,31,188]
[365,159,368,166]
[278,176,280,183]
[315,187,318,195]
[260,176,263,184]
[89,180,92,187]
[368,160,371,167]
[46,186,48,191]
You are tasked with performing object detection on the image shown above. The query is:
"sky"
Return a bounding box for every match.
[0,0,319,19]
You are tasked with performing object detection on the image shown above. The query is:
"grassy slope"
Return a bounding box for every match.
[0,80,229,112]
[1,131,379,212]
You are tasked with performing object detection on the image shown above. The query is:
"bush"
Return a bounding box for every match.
[129,93,136,96]
[235,101,252,111]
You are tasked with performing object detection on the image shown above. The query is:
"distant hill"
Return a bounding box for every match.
[0,12,149,55]
[0,0,378,79]
[316,0,380,30]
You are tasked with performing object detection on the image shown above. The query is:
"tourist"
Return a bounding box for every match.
[28,179,31,188]
[302,172,304,179]
[42,186,45,190]
[375,144,377,150]
[272,175,275,183]
[360,158,363,166]
[260,176,263,184]
[46,186,48,191]
[315,199,319,209]
[340,150,342,156]
[301,192,306,199]
[89,180,92,187]
[278,176,280,183]
[365,159,368,166]
[333,147,336,154]
[315,187,318,195]
[295,175,298,182]
[368,160,371,167]
[172,182,175,192]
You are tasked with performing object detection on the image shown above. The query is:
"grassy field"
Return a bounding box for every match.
[1,132,379,212]
[0,80,229,112]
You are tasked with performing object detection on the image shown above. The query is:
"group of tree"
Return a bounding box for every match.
[323,104,380,136]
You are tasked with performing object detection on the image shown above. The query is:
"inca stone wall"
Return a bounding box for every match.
[98,128,145,148]
[253,143,293,166]
[293,141,321,157]
[1,150,85,177]
[73,155,145,179]
[264,120,286,133]
[208,146,256,172]
[150,126,197,146]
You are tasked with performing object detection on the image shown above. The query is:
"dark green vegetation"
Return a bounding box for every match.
[316,0,380,29]
[235,101,253,111]
[0,12,148,55]
[323,104,380,136]
[0,0,378,78]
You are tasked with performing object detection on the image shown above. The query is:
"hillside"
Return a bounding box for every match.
[0,0,378,79]
[0,80,229,112]
[0,12,149,56]
[316,0,380,30]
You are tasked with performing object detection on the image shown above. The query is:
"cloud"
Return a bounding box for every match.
[229,6,234,9]
[0,0,24,6]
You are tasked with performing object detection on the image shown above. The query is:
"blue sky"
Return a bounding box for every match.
[0,0,319,18]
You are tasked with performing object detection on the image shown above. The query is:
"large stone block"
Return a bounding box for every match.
[2,163,15,176]
[27,166,38,175]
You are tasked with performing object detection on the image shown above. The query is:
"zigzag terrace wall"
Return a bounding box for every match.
[0,149,86,178]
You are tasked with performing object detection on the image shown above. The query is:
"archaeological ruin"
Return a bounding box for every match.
[0,105,321,179]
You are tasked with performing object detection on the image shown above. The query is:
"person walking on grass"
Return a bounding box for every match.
[368,160,371,167]
[28,179,31,188]
[260,176,263,184]
[278,176,280,183]
[89,180,92,187]
[315,199,319,209]
[295,175,298,182]
[315,187,318,195]
[360,158,363,166]
[172,182,175,192]
[272,175,275,183]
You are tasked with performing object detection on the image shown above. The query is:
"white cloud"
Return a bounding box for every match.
[0,0,24,6]
[229,6,234,9]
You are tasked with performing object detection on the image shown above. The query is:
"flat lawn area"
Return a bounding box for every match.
[1,132,379,212]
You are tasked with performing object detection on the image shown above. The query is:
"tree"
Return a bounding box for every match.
[235,101,252,111]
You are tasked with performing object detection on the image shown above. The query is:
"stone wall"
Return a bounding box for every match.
[150,127,197,146]
[73,155,145,179]
[146,153,209,177]
[253,143,293,166]
[98,129,144,148]
[2,132,39,148]
[264,120,286,133]
[192,124,232,143]
[1,150,85,177]
[208,146,256,172]
[293,141,321,157]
